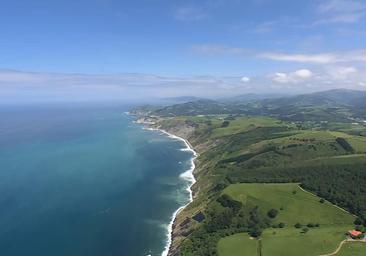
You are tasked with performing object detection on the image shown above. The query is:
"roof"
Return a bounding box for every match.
[348,230,363,237]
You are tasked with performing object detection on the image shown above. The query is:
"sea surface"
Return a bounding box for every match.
[0,103,194,256]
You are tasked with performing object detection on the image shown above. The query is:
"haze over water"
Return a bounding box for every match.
[0,104,193,256]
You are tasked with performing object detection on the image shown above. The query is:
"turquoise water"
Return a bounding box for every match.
[0,104,193,256]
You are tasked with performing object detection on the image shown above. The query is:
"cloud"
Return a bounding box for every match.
[240,76,251,83]
[174,7,207,21]
[192,44,366,64]
[315,0,366,24]
[271,69,313,84]
[191,44,250,56]
[325,66,358,80]
[261,52,336,64]
[1,67,366,104]
[260,50,366,64]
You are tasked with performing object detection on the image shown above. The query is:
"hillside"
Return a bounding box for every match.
[131,90,366,256]
[135,89,366,122]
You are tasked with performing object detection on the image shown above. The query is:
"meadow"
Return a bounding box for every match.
[153,114,366,256]
[219,183,354,256]
[337,242,366,256]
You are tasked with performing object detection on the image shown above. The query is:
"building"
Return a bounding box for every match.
[348,230,363,239]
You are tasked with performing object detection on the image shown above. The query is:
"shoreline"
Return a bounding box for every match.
[143,126,197,256]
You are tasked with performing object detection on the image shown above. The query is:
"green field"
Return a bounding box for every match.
[337,242,366,256]
[218,183,354,256]
[261,227,349,256]
[217,233,258,256]
[224,183,354,226]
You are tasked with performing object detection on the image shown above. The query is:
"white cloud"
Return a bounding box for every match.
[319,0,366,14]
[192,44,249,56]
[240,76,250,83]
[1,67,366,103]
[316,0,366,24]
[294,69,313,78]
[174,7,207,21]
[271,69,313,84]
[326,66,358,80]
[260,52,336,63]
[260,50,366,64]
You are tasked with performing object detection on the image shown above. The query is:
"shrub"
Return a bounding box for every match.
[221,121,230,128]
[307,223,315,228]
[295,223,302,229]
[267,209,279,219]
[354,218,363,225]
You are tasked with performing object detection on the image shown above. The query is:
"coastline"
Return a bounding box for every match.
[142,126,198,256]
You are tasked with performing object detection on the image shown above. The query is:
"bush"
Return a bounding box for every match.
[278,222,285,228]
[267,209,279,219]
[302,227,309,233]
[216,194,242,213]
[354,218,363,225]
[249,227,262,238]
[307,223,315,228]
[319,198,325,203]
[221,121,230,128]
[295,223,302,229]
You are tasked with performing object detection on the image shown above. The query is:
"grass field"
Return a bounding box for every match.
[261,226,350,256]
[218,183,355,256]
[223,183,354,226]
[217,233,258,256]
[210,116,284,138]
[337,242,366,256]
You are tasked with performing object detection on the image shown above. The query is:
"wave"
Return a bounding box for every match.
[142,126,197,256]
[160,131,197,256]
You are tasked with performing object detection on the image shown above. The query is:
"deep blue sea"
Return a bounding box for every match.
[0,103,194,256]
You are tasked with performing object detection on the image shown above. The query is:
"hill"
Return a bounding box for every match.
[219,183,354,256]
[133,89,366,122]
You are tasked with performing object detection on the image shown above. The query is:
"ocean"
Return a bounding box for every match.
[0,103,194,256]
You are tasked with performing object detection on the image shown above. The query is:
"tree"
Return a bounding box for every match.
[278,222,285,228]
[267,209,279,219]
[216,194,242,213]
[354,218,363,225]
[249,227,262,237]
[319,198,325,204]
[221,121,230,128]
[295,223,302,229]
[307,223,315,228]
[302,227,309,233]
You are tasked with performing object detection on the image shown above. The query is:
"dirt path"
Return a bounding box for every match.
[297,186,356,217]
[318,239,347,256]
[319,240,366,256]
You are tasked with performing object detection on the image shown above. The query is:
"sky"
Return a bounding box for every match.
[1,0,366,102]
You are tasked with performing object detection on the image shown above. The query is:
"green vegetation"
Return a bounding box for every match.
[217,233,258,256]
[261,226,349,256]
[220,183,353,256]
[224,184,354,226]
[337,242,366,256]
[131,91,366,255]
[159,115,366,256]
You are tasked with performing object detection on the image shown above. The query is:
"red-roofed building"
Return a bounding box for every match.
[348,230,363,239]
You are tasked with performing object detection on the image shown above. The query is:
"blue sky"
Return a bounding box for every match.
[1,0,366,102]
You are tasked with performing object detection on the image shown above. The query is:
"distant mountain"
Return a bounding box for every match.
[220,93,286,103]
[134,89,366,122]
[153,99,236,116]
[160,96,207,105]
